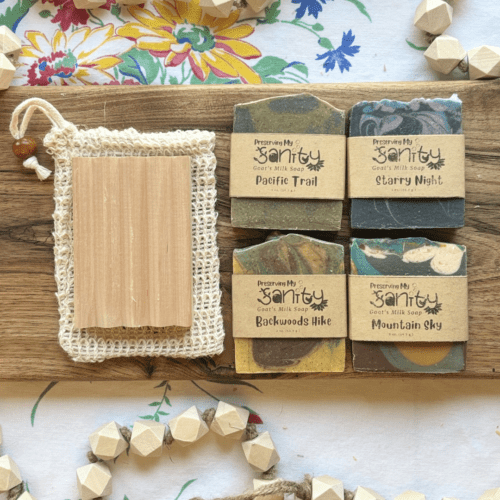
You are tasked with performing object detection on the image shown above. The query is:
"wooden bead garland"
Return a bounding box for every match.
[2,416,500,500]
[414,0,500,79]
[83,401,277,500]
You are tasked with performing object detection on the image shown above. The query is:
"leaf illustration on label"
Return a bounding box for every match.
[424,302,442,315]
[310,299,328,311]
[427,158,445,170]
[307,159,325,171]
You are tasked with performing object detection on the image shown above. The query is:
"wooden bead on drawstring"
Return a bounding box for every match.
[12,136,51,181]
[12,136,37,160]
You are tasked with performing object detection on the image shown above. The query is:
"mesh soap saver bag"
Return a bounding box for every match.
[10,98,225,363]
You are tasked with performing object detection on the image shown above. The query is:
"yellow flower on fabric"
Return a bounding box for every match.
[118,0,262,83]
[19,25,135,85]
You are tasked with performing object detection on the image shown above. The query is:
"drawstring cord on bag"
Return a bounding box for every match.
[9,98,71,181]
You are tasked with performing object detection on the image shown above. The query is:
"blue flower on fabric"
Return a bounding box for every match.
[292,0,333,19]
[316,29,360,73]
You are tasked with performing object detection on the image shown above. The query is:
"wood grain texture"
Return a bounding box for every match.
[1,81,500,380]
[73,156,192,329]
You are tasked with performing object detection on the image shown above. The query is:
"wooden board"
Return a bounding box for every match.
[1,80,500,381]
[73,156,192,329]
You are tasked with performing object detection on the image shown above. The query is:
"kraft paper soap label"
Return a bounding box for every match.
[348,275,468,342]
[233,274,347,338]
[348,134,465,198]
[230,133,346,200]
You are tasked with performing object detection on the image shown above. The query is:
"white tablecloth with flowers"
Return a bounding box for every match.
[2,1,500,500]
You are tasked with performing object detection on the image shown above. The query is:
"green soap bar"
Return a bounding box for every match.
[232,93,345,231]
[350,237,467,373]
[233,233,346,373]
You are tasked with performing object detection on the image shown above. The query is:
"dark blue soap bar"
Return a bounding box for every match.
[350,237,467,373]
[349,95,465,229]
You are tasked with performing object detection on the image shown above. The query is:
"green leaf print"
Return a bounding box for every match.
[253,56,308,83]
[174,479,197,500]
[406,39,428,51]
[257,0,280,24]
[139,381,172,421]
[344,0,372,22]
[312,23,324,31]
[318,37,334,50]
[118,48,162,85]
[190,72,234,85]
[0,0,38,31]
[253,56,289,76]
[31,381,58,427]
[39,10,52,18]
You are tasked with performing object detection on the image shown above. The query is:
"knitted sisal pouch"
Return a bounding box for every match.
[10,98,225,363]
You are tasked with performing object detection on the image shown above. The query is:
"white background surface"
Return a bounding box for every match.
[2,0,500,499]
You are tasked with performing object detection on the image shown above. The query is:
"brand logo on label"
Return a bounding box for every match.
[254,138,325,172]
[372,138,445,171]
[369,282,443,332]
[257,279,328,311]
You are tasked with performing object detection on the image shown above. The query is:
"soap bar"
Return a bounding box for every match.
[233,233,345,373]
[232,93,344,231]
[350,237,467,373]
[349,95,465,229]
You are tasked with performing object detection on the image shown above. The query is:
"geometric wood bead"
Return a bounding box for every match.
[73,0,106,8]
[478,489,500,500]
[169,406,209,447]
[0,53,16,90]
[0,455,22,493]
[414,0,452,35]
[424,35,466,74]
[18,493,37,500]
[199,0,233,18]
[394,492,426,500]
[246,0,272,13]
[468,46,500,80]
[354,487,386,500]
[242,431,280,472]
[130,420,165,458]
[0,26,21,62]
[76,462,112,500]
[211,401,249,440]
[312,475,344,500]
[89,421,128,461]
[254,478,284,500]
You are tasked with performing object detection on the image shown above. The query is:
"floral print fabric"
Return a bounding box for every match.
[5,0,372,86]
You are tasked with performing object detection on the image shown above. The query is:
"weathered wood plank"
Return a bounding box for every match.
[0,81,499,380]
